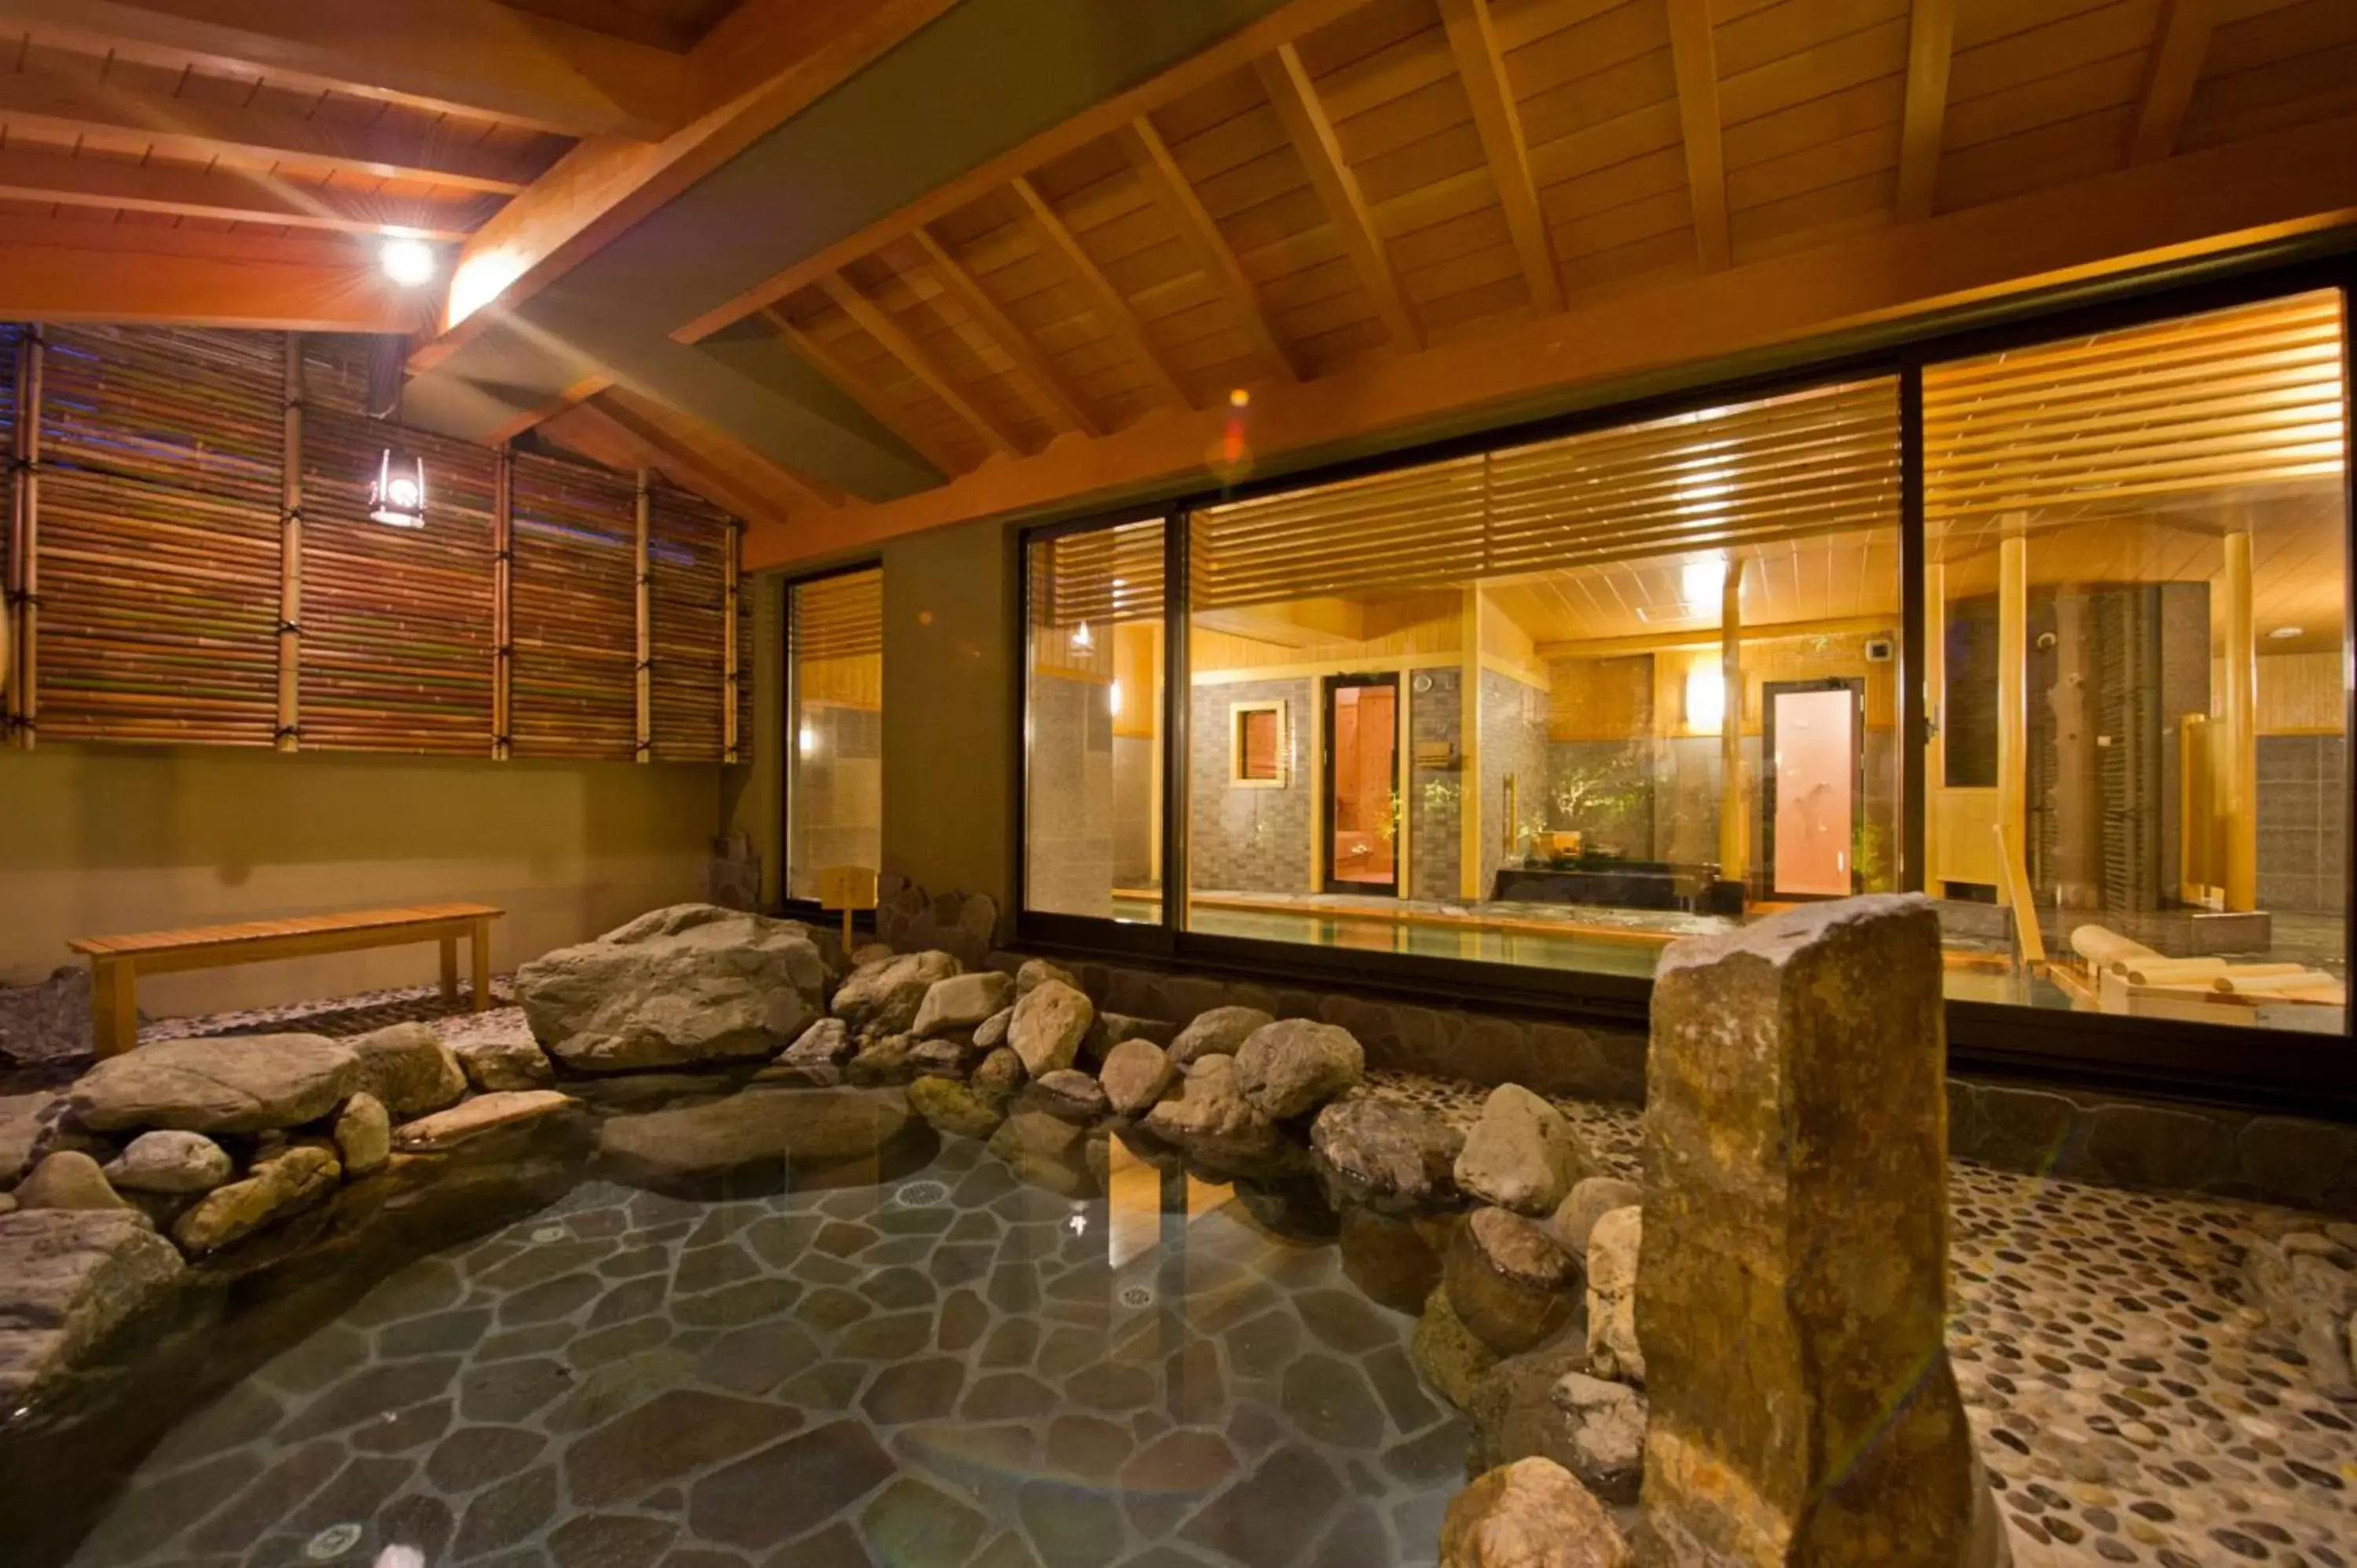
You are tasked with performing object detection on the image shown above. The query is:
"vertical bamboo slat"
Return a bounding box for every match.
[277,332,302,753]
[493,445,512,760]
[634,467,652,764]
[9,328,42,749]
[509,452,638,760]
[724,518,741,764]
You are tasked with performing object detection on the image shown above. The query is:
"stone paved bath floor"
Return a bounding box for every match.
[32,986,2357,1568]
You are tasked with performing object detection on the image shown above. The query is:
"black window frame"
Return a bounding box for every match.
[1010,248,2357,1119]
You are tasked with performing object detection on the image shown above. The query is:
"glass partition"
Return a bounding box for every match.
[1924,290,2350,1032]
[1181,380,1904,973]
[1025,520,1165,921]
[786,567,882,902]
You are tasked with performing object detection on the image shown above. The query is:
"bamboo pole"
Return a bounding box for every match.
[276,332,302,753]
[1996,530,2029,904]
[723,516,742,764]
[634,467,652,764]
[9,328,41,749]
[2220,529,2256,911]
[492,445,513,759]
[1717,558,1747,881]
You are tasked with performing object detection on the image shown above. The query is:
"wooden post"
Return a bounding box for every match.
[438,935,460,1006]
[1395,656,1413,896]
[492,445,513,760]
[722,516,742,764]
[90,957,137,1058]
[8,327,42,749]
[1995,530,2029,909]
[1717,558,1747,883]
[1459,584,1483,900]
[276,332,303,753]
[634,467,652,764]
[1923,562,1946,896]
[471,915,493,1012]
[2220,529,2257,911]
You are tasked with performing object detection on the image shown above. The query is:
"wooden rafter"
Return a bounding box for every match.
[1010,174,1190,410]
[0,70,541,194]
[2131,0,2219,165]
[1254,44,1420,349]
[0,0,686,138]
[1121,115,1298,382]
[819,272,1024,458]
[908,225,1104,438]
[1665,0,1732,270]
[1896,0,1957,222]
[1435,0,1561,314]
[0,229,416,330]
[765,305,966,477]
[0,145,491,239]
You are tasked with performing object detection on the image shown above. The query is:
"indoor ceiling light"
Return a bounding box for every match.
[379,236,438,288]
[368,447,427,529]
[1685,666,1726,732]
[2269,625,2304,639]
[1680,557,1727,610]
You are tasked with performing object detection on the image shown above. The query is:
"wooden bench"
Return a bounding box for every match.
[69,903,502,1058]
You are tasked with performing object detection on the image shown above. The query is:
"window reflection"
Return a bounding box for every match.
[787,569,882,903]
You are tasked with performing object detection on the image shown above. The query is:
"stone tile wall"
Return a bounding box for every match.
[2259,735,2348,914]
[1408,668,1462,902]
[1110,734,1157,891]
[1477,669,1549,898]
[789,703,881,899]
[1187,677,1313,896]
[1024,672,1114,918]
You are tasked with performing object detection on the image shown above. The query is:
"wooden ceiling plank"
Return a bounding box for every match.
[766,303,970,477]
[819,270,1025,457]
[1664,0,1732,269]
[1897,0,1957,221]
[1436,0,1563,315]
[910,224,1106,437]
[0,0,687,138]
[2131,0,2220,163]
[0,69,542,193]
[1010,174,1191,410]
[1122,114,1299,383]
[1253,43,1422,350]
[0,144,490,237]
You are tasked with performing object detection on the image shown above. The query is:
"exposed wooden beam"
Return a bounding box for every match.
[819,272,1024,458]
[413,0,958,371]
[766,305,969,478]
[745,113,2357,570]
[1665,0,1732,269]
[0,69,542,194]
[0,230,419,330]
[1896,0,1957,222]
[0,0,686,138]
[908,225,1104,438]
[1010,174,1191,410]
[485,375,615,446]
[673,0,1373,345]
[1254,44,1421,350]
[1121,115,1298,382]
[563,394,826,527]
[1436,0,1561,315]
[0,145,491,238]
[2131,0,2218,164]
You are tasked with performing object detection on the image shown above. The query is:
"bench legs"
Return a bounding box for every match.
[439,936,460,1006]
[471,918,492,1013]
[90,958,139,1058]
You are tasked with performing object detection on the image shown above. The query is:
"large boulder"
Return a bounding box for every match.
[1233,1019,1363,1119]
[1412,1286,1501,1412]
[1640,896,1996,1568]
[911,972,1014,1039]
[1551,1177,1640,1258]
[907,1076,1006,1141]
[1552,1375,1646,1505]
[1098,1038,1175,1116]
[348,1022,467,1117]
[451,1033,555,1092]
[1465,1341,1591,1471]
[517,904,829,1072]
[1028,1069,1107,1123]
[0,1210,185,1404]
[1,1092,57,1185]
[1139,1055,1303,1180]
[987,1108,1095,1197]
[16,1152,132,1213]
[171,1145,340,1258]
[1340,1207,1445,1313]
[2244,1235,2357,1390]
[0,965,99,1071]
[1168,1006,1272,1069]
[394,1090,580,1152]
[104,1130,233,1195]
[1310,1097,1464,1215]
[334,1093,391,1178]
[1455,1085,1589,1217]
[597,1087,922,1191]
[1007,980,1094,1077]
[1440,1457,1629,1568]
[1015,958,1079,996]
[1446,1206,1579,1357]
[1584,1207,1641,1384]
[70,1033,357,1134]
[834,951,962,1037]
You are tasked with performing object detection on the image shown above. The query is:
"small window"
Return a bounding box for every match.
[1232,701,1286,786]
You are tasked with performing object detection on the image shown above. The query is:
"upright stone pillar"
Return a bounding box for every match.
[1637,894,2003,1568]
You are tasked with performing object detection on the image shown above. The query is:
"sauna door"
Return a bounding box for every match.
[1762,678,1864,899]
[1323,674,1399,896]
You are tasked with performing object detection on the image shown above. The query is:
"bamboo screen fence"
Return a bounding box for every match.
[0,325,747,764]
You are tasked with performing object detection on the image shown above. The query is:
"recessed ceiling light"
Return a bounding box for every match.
[379,236,438,288]
[2268,625,2304,640]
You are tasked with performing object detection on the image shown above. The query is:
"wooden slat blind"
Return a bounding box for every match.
[1031,518,1164,628]
[509,451,640,760]
[1192,455,1486,610]
[1925,291,2346,533]
[648,482,731,762]
[38,325,284,746]
[792,568,883,660]
[299,343,498,754]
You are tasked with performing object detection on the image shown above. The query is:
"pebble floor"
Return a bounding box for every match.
[75,987,2357,1568]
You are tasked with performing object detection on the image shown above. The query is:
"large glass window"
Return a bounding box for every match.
[1925,290,2349,1032]
[786,567,882,902]
[1025,521,1165,921]
[1181,381,1904,973]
